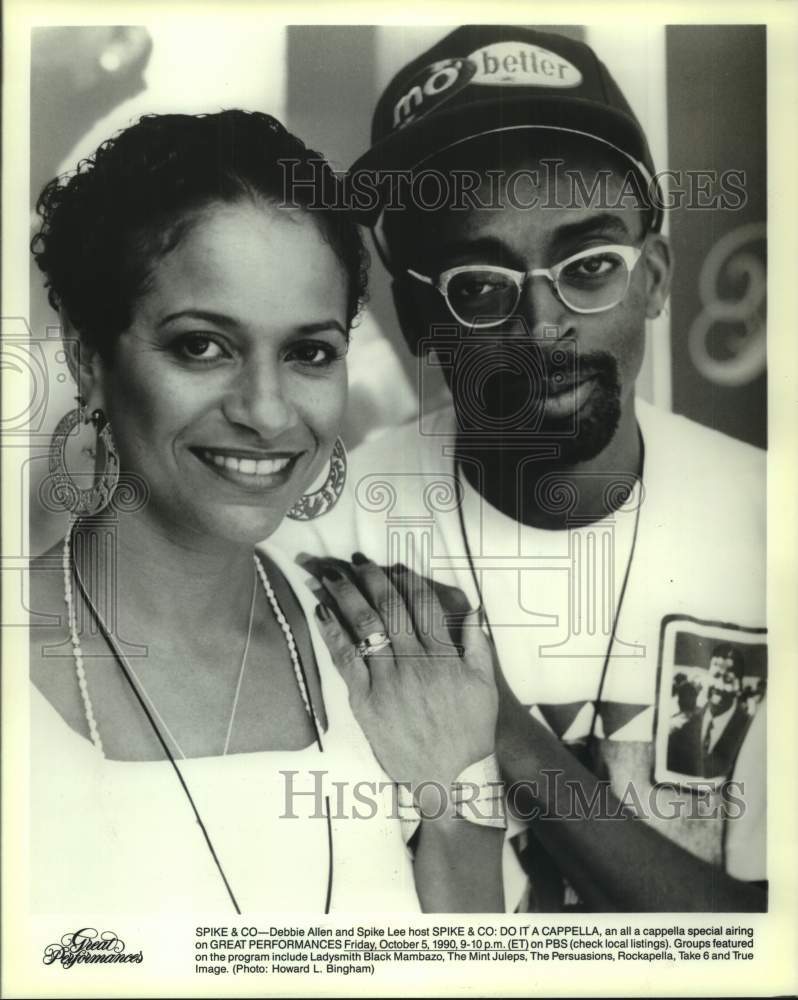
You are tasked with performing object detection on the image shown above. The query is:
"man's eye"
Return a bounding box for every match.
[450,272,514,301]
[457,280,496,299]
[566,254,619,278]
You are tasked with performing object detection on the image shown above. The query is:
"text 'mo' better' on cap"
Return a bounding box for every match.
[350,25,661,229]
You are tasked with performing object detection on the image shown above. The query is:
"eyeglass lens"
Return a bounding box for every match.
[445,250,632,325]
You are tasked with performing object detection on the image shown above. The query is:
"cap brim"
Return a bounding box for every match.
[349,95,653,225]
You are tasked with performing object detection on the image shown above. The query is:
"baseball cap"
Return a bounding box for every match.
[350,25,661,229]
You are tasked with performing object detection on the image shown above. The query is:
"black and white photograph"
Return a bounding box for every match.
[2,2,797,997]
[657,617,767,787]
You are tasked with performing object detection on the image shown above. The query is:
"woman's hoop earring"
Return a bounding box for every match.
[286,438,347,521]
[48,406,120,516]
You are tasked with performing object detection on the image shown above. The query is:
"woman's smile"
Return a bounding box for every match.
[95,200,350,543]
[191,446,303,492]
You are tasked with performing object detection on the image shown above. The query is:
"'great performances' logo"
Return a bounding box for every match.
[42,927,144,969]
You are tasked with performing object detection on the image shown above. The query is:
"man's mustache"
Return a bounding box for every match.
[467,348,619,390]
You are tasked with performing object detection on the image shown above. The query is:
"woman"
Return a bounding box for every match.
[29,110,504,913]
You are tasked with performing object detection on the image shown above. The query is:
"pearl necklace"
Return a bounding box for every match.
[63,524,319,759]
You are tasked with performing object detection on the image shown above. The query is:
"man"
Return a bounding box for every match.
[279,25,766,911]
[668,646,753,778]
[669,675,700,734]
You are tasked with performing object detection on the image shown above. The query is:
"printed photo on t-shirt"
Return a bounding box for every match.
[653,615,767,789]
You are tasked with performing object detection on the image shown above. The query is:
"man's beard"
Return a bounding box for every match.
[536,356,622,466]
[450,347,623,468]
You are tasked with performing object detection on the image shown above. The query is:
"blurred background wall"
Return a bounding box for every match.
[25,21,767,554]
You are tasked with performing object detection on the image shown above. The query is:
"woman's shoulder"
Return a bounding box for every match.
[29,542,91,741]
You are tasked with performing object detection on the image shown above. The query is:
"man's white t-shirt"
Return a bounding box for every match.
[274,398,766,907]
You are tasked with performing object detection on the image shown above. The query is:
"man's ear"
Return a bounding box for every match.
[391,275,428,357]
[643,232,673,319]
[61,311,106,412]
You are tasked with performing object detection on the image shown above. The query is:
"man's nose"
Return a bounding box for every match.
[222,359,298,437]
[514,273,576,341]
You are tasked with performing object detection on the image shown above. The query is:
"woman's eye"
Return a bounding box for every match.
[176,334,228,362]
[287,342,345,367]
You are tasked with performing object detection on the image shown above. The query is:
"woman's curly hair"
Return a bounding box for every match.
[31,110,369,355]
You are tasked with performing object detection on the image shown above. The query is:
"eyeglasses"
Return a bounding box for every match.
[407,244,644,328]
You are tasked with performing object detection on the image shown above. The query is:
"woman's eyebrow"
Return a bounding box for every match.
[157,308,239,328]
[156,312,347,337]
[295,320,348,336]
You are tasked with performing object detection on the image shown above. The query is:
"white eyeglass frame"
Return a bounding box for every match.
[407,243,645,328]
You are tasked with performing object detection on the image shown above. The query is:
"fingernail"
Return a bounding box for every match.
[352,551,370,565]
[315,603,332,622]
[322,568,343,582]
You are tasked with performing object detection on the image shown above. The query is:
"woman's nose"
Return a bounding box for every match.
[222,360,298,438]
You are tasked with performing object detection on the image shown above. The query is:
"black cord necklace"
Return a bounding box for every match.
[453,431,645,743]
[70,526,334,914]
